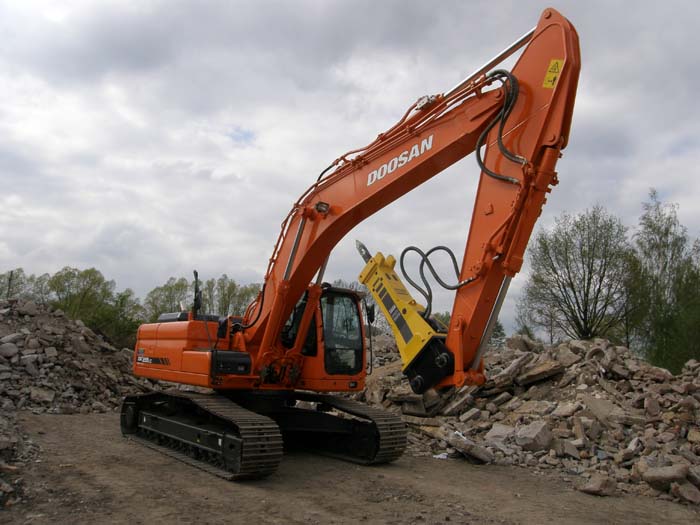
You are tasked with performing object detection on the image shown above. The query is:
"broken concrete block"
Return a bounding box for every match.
[578,474,616,497]
[552,438,579,459]
[0,342,19,358]
[670,481,700,505]
[402,415,441,427]
[505,334,543,353]
[401,398,429,417]
[609,364,631,379]
[0,333,23,344]
[422,388,443,410]
[552,402,580,418]
[492,392,512,406]
[554,345,582,367]
[687,466,700,489]
[646,366,673,382]
[29,387,56,403]
[484,423,515,444]
[644,396,661,417]
[513,400,554,416]
[620,437,643,462]
[441,388,475,416]
[686,428,700,444]
[458,408,481,423]
[515,420,552,452]
[515,360,564,386]
[387,384,421,403]
[570,438,586,449]
[441,430,494,464]
[581,394,624,428]
[568,340,588,354]
[642,464,689,492]
[492,353,534,384]
[17,300,39,316]
[572,416,587,443]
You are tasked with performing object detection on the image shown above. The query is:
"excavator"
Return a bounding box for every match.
[121,8,580,479]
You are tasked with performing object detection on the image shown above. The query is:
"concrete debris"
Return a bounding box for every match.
[359,334,700,505]
[0,343,19,358]
[578,473,617,497]
[687,429,700,444]
[552,438,579,459]
[459,407,481,423]
[687,466,700,489]
[0,299,153,508]
[485,423,515,444]
[2,296,700,507]
[671,481,700,505]
[440,430,495,464]
[515,360,564,386]
[505,334,543,354]
[515,420,553,452]
[642,464,690,492]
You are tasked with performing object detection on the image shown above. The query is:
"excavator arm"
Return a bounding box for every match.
[240,8,580,392]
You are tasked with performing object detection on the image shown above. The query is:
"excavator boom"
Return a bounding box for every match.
[253,7,580,391]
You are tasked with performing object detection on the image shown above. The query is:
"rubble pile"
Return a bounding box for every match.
[0,299,152,507]
[363,335,700,505]
[369,333,402,368]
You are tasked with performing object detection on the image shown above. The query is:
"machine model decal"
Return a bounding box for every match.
[366,134,434,186]
[136,356,171,365]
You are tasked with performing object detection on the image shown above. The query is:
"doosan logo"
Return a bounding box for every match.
[366,135,434,186]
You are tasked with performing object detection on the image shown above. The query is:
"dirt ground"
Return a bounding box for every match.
[3,413,699,525]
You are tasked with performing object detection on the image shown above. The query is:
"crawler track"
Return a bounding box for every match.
[121,391,283,480]
[291,392,407,465]
[121,390,407,480]
[231,391,407,466]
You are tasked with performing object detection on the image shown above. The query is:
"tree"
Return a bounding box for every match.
[43,266,144,347]
[515,294,559,344]
[0,268,27,299]
[90,288,145,348]
[202,277,217,314]
[489,319,506,347]
[230,283,261,316]
[432,311,451,331]
[632,190,700,371]
[25,273,52,306]
[0,268,53,305]
[48,267,116,321]
[519,206,634,340]
[144,277,191,321]
[199,274,261,317]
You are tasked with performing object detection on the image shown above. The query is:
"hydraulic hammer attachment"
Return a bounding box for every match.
[356,241,453,393]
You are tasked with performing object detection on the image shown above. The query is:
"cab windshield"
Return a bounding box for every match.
[321,291,363,375]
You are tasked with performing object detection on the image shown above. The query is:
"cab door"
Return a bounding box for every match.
[293,287,366,392]
[320,290,364,376]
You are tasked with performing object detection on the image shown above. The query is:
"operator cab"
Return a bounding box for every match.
[281,286,364,376]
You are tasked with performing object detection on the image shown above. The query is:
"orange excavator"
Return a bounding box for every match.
[121,8,580,479]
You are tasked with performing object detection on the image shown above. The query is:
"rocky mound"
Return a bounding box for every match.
[0,299,153,507]
[362,335,700,505]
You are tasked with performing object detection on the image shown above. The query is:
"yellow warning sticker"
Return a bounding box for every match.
[542,59,564,89]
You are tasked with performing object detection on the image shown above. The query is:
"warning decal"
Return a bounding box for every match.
[542,59,564,89]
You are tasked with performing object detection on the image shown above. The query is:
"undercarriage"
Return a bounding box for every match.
[121,390,407,479]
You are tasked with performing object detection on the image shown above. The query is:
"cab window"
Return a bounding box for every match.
[321,292,363,375]
[281,293,317,355]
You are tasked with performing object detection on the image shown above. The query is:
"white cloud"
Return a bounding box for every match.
[1,0,700,335]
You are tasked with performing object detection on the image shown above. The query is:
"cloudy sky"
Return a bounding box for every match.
[2,0,699,331]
